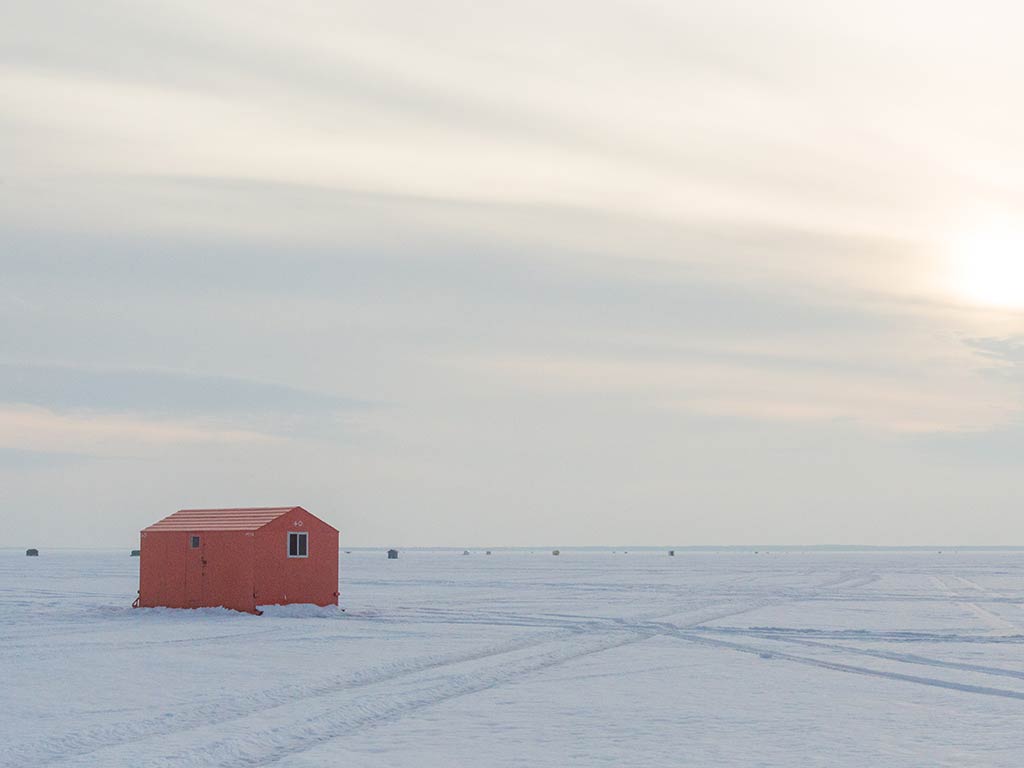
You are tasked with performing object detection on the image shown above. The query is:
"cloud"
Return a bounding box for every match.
[463,348,1016,434]
[5,0,1017,243]
[0,404,272,457]
[0,363,370,451]
[0,447,98,470]
[0,362,361,416]
[965,336,1024,367]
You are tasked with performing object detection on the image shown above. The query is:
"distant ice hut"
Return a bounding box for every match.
[387,549,399,559]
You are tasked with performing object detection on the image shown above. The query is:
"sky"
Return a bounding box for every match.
[3,1,1024,547]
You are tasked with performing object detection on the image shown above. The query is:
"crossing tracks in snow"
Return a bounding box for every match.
[4,550,1024,767]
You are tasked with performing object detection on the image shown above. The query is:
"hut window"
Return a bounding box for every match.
[288,532,308,558]
[190,535,200,548]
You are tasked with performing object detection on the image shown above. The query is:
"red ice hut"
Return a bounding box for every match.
[136,506,339,613]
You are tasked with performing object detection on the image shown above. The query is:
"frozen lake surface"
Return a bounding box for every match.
[3,548,1024,767]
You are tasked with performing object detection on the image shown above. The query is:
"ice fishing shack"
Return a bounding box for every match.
[136,506,339,614]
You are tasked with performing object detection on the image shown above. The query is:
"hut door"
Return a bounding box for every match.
[185,534,205,606]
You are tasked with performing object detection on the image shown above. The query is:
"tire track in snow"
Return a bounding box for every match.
[810,570,874,590]
[51,631,654,768]
[931,575,1018,634]
[0,626,288,659]
[691,626,1024,644]
[15,625,576,768]
[666,570,875,630]
[657,625,1024,703]
[951,575,1024,622]
[7,598,785,767]
[696,627,1024,683]
[27,600,730,766]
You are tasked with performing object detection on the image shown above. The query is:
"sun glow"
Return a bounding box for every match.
[950,217,1024,309]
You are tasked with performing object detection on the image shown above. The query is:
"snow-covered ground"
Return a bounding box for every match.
[3,548,1024,767]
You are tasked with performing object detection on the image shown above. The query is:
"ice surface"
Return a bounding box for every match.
[3,549,1024,767]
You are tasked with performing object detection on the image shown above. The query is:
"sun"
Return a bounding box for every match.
[949,217,1024,309]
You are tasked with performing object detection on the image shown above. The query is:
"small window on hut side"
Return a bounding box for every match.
[190,535,200,548]
[288,532,308,558]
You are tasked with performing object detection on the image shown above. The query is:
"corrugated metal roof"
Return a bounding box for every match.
[143,507,303,532]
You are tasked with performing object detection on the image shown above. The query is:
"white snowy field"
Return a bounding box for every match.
[3,549,1024,767]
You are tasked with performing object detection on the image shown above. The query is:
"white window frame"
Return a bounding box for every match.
[288,531,309,558]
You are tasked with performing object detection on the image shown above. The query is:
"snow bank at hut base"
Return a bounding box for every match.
[3,548,1024,767]
[257,603,346,618]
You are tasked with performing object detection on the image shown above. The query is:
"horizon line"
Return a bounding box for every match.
[6,544,1024,552]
